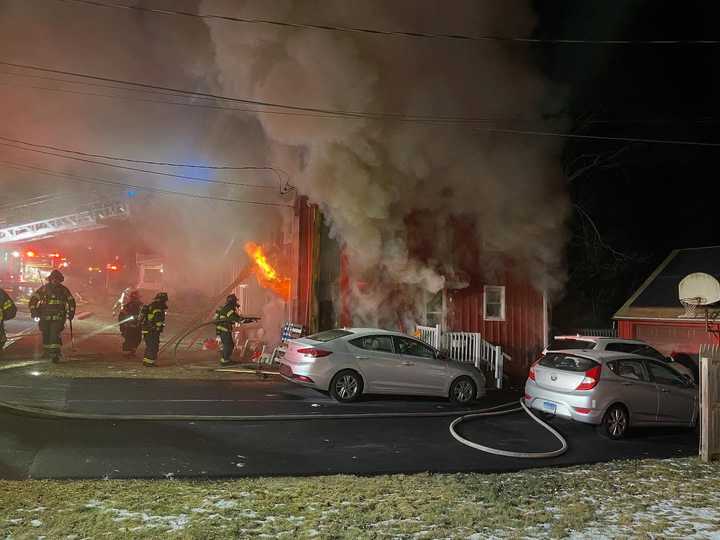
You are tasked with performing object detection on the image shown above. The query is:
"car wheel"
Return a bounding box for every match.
[449,376,476,405]
[601,404,629,440]
[330,370,363,403]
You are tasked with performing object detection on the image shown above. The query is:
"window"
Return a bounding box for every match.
[307,329,353,342]
[549,338,597,351]
[539,353,598,372]
[423,290,446,328]
[647,361,686,386]
[628,345,666,361]
[605,342,665,360]
[607,359,648,382]
[483,286,505,321]
[350,335,395,353]
[393,336,436,359]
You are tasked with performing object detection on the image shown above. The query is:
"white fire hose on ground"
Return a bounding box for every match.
[0,396,568,459]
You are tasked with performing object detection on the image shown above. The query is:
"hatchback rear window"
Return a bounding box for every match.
[539,353,599,372]
[548,338,596,350]
[306,329,353,342]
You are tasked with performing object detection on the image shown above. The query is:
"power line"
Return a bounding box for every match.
[0,135,289,188]
[56,0,720,46]
[0,60,507,125]
[484,127,720,147]
[0,160,295,208]
[0,77,347,120]
[3,64,718,147]
[0,140,285,190]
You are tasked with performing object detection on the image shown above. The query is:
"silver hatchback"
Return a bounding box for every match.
[524,350,698,439]
[280,328,486,404]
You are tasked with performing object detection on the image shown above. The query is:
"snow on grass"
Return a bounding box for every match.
[2,457,720,538]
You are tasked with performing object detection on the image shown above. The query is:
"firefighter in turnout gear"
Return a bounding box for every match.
[140,292,168,367]
[214,294,258,365]
[118,290,143,357]
[28,270,76,362]
[0,287,18,359]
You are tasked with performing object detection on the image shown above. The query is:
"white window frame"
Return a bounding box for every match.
[483,285,506,321]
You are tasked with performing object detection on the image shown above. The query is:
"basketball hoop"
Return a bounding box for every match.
[679,296,706,318]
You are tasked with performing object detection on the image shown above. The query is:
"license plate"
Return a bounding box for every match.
[542,401,557,413]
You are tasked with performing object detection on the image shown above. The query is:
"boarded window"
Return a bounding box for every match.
[483,285,505,321]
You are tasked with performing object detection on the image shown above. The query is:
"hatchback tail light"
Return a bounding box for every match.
[575,365,602,391]
[528,359,540,381]
[297,347,332,358]
[573,407,592,414]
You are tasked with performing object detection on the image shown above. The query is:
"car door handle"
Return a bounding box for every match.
[355,355,369,360]
[401,361,415,366]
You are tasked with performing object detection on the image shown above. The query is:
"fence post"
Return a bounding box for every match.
[495,345,503,389]
[699,344,720,463]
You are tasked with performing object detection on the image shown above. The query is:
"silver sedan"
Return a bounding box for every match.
[524,349,698,439]
[279,328,486,404]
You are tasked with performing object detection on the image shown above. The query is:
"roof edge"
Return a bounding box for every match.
[613,250,679,319]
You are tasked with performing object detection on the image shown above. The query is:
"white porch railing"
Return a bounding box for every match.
[416,324,441,348]
[415,325,506,389]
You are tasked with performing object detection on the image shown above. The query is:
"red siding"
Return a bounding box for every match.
[449,269,545,378]
[618,319,719,356]
[295,198,317,330]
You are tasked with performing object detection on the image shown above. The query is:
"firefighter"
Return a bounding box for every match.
[0,287,18,359]
[214,294,258,365]
[118,290,143,357]
[139,292,168,367]
[28,270,76,363]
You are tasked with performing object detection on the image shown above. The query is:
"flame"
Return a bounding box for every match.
[245,242,291,300]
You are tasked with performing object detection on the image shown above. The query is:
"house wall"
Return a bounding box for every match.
[448,270,546,378]
[618,319,719,357]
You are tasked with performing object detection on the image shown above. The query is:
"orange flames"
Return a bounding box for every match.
[245,242,291,300]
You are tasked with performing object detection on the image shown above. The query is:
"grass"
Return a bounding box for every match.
[1,458,719,539]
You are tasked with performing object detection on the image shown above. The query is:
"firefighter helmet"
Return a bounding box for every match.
[154,292,168,303]
[47,269,65,283]
[226,294,239,307]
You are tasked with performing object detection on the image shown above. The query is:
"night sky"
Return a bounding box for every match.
[535,1,720,329]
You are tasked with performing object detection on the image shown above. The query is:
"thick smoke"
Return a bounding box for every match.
[0,0,290,309]
[205,0,570,328]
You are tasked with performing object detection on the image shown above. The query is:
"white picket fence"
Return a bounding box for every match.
[699,344,720,462]
[415,324,506,389]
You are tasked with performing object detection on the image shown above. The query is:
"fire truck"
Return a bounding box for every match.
[0,249,69,301]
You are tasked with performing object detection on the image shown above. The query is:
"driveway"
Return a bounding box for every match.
[0,364,698,479]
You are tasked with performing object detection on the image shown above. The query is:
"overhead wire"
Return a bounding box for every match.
[0,138,286,190]
[55,0,720,46]
[1,63,719,147]
[0,160,295,208]
[0,60,510,125]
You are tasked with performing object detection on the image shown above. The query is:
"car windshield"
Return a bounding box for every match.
[539,353,599,372]
[306,329,353,342]
[548,338,596,350]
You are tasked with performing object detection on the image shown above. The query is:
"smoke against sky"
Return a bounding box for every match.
[0,0,290,299]
[0,0,570,332]
[205,0,570,327]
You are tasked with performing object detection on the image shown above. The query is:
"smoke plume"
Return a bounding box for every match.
[205,0,570,328]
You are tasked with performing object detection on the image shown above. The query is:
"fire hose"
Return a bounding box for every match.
[0,396,568,459]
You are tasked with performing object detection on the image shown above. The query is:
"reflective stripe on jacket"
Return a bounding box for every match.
[141,302,166,333]
[28,284,76,321]
[215,304,242,334]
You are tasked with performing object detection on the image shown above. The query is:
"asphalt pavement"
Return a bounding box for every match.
[0,360,699,480]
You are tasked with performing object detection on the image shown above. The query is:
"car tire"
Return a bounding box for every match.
[330,370,363,403]
[600,404,629,440]
[449,376,476,405]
